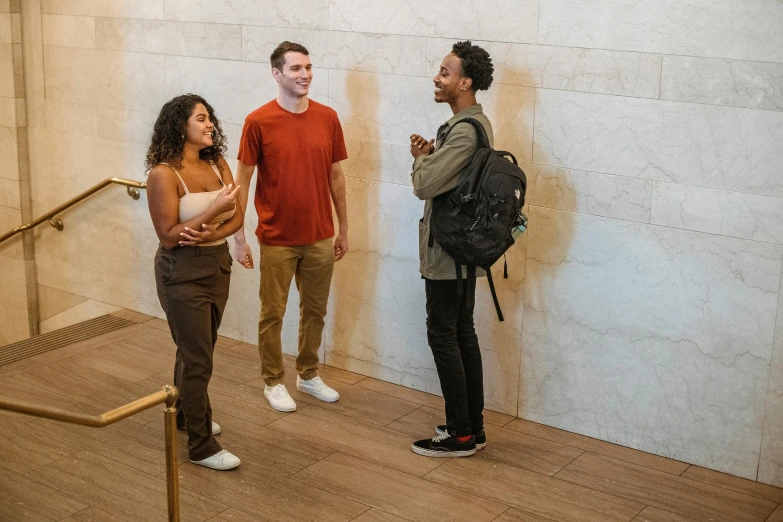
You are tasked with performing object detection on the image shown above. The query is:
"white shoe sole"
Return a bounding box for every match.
[189,459,240,470]
[264,394,296,412]
[434,427,486,449]
[296,385,339,403]
[410,444,476,458]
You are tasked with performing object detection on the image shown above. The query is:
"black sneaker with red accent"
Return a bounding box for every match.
[411,432,477,457]
[435,425,486,449]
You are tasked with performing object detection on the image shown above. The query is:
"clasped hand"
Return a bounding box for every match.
[410,134,434,159]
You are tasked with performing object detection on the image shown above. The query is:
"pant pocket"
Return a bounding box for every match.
[155,248,177,285]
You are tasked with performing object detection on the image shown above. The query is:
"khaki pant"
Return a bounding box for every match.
[155,243,231,461]
[258,237,334,385]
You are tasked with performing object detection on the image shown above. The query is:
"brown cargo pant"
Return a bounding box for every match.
[258,237,334,386]
[154,242,231,461]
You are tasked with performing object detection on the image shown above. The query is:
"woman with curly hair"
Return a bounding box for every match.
[146,93,242,470]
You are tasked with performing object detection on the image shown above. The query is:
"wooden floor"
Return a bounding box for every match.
[1,310,782,522]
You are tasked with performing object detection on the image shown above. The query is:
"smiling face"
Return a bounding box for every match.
[433,53,472,104]
[184,103,214,150]
[273,51,313,99]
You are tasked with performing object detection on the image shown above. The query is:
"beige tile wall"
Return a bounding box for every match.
[18,0,783,486]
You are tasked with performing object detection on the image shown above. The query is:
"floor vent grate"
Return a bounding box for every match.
[0,314,136,367]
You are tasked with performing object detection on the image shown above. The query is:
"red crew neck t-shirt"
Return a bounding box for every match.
[237,99,348,246]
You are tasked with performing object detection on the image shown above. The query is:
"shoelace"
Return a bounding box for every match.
[272,385,288,399]
[432,432,452,443]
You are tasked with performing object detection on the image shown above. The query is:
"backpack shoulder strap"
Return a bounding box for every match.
[439,117,490,149]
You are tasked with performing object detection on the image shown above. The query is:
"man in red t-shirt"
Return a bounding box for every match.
[234,41,349,412]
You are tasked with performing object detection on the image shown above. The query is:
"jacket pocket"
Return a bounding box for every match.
[418,219,429,272]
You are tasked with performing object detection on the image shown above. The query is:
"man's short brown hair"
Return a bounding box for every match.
[270,41,310,71]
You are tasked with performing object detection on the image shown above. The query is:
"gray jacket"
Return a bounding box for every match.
[411,104,494,280]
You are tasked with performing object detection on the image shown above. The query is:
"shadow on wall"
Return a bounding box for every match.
[507,73,577,420]
[327,70,382,373]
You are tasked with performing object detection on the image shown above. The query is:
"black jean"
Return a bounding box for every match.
[425,277,484,437]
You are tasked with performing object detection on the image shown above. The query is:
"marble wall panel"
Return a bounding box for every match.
[0,95,15,126]
[0,125,18,181]
[343,140,412,186]
[44,46,167,112]
[661,56,783,112]
[522,206,782,479]
[41,14,95,48]
[41,0,164,19]
[538,0,783,62]
[329,0,539,44]
[526,165,652,223]
[0,254,30,345]
[328,70,534,162]
[0,176,20,208]
[0,205,23,260]
[0,1,9,13]
[533,89,783,198]
[0,43,13,96]
[651,182,783,244]
[426,38,661,99]
[243,26,426,77]
[323,177,526,414]
[163,0,328,29]
[0,12,10,43]
[759,270,783,486]
[165,55,329,126]
[95,18,241,60]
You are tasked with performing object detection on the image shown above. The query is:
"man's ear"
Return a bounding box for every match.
[271,67,281,82]
[460,77,473,92]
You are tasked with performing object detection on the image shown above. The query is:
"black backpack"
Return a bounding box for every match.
[430,117,527,321]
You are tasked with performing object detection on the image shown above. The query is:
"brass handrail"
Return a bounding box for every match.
[0,385,180,522]
[0,177,147,245]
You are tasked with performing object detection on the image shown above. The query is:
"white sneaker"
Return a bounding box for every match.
[190,449,241,470]
[296,375,340,402]
[264,383,296,412]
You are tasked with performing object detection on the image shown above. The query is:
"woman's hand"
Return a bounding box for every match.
[211,184,240,214]
[179,223,220,246]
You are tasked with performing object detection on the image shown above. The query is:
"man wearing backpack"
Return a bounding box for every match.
[409,41,495,457]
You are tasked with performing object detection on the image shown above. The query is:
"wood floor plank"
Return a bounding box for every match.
[0,416,82,474]
[206,509,264,521]
[60,507,127,521]
[0,374,81,424]
[387,406,583,475]
[484,409,516,427]
[12,359,160,423]
[111,309,155,323]
[680,466,783,503]
[493,509,560,522]
[766,505,783,522]
[27,405,171,476]
[248,372,421,426]
[505,419,689,475]
[291,452,508,522]
[351,509,410,522]
[66,341,172,382]
[631,507,699,522]
[0,468,88,522]
[266,405,443,477]
[354,377,446,410]
[555,453,776,522]
[192,411,334,476]
[172,460,367,522]
[425,455,644,522]
[31,451,226,522]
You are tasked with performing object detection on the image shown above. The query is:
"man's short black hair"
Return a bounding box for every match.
[451,41,493,91]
